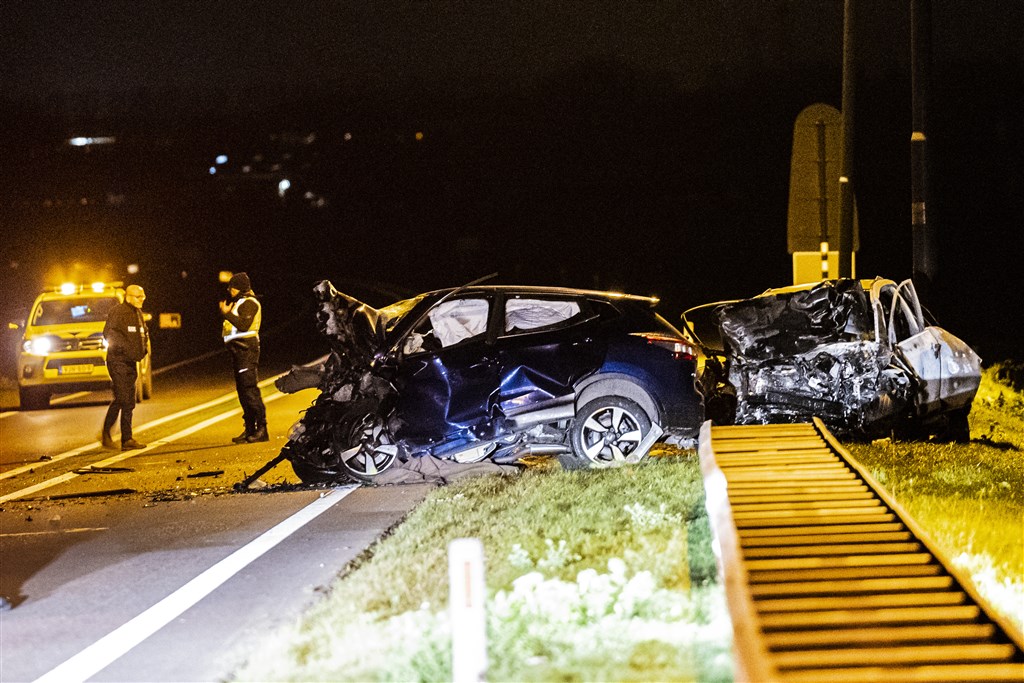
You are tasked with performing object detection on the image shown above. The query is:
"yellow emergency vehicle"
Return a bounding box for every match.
[15,282,152,409]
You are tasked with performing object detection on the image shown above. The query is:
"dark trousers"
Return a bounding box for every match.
[228,339,266,430]
[103,358,138,443]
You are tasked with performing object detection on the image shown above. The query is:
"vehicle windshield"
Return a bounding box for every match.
[31,297,118,325]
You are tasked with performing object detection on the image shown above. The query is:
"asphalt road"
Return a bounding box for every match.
[0,347,434,682]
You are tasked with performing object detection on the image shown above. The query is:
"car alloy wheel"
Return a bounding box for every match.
[339,413,400,481]
[569,396,652,468]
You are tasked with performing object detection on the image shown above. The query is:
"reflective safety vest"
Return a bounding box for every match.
[222,296,261,342]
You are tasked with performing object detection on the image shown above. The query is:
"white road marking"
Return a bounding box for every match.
[1,527,109,538]
[0,391,287,503]
[31,485,359,683]
[0,391,94,419]
[0,375,283,481]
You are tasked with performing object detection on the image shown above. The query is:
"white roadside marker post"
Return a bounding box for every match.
[448,537,487,683]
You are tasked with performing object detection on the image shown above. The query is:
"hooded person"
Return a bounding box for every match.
[219,272,268,443]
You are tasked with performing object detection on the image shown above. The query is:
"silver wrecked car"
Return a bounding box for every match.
[680,277,982,441]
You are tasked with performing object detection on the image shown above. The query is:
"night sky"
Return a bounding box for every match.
[2,1,1022,360]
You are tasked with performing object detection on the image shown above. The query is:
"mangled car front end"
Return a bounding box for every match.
[682,278,981,440]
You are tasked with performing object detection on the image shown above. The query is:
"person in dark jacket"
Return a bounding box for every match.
[219,272,268,443]
[100,284,149,450]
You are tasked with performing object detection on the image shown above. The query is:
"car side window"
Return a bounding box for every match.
[403,298,490,354]
[502,297,583,336]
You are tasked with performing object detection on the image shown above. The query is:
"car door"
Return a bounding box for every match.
[492,294,604,418]
[389,295,500,444]
[874,279,981,415]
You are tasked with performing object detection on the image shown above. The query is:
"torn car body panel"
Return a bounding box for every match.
[687,278,981,439]
[897,326,982,416]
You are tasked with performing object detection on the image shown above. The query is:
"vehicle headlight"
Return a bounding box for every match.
[24,337,53,355]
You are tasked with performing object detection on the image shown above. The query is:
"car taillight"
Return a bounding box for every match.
[638,334,696,361]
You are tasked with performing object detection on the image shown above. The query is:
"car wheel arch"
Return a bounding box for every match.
[574,373,660,426]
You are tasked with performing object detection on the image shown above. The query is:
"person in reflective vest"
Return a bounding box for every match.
[219,272,268,443]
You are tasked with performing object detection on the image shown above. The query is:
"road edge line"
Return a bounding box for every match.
[31,485,359,683]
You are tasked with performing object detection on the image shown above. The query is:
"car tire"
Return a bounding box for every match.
[567,396,653,469]
[337,409,401,482]
[279,439,350,485]
[290,457,348,485]
[19,386,50,410]
[936,406,971,443]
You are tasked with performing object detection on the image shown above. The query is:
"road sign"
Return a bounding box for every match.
[787,103,859,255]
[159,313,182,329]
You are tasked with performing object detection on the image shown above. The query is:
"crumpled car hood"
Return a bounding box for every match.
[274,281,395,472]
[714,279,978,437]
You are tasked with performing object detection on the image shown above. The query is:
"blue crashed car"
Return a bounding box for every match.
[277,280,704,483]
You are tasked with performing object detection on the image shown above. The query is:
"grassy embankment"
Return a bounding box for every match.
[233,365,1023,682]
[233,453,734,682]
[846,363,1024,632]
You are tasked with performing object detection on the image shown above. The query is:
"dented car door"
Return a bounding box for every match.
[492,295,604,419]
[876,280,982,418]
[390,296,501,447]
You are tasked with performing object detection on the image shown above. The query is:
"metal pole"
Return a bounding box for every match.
[911,0,936,300]
[817,119,830,278]
[838,0,856,279]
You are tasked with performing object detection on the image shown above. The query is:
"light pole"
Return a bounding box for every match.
[838,0,856,279]
[911,0,936,300]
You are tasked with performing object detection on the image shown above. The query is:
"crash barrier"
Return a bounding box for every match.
[698,419,1024,683]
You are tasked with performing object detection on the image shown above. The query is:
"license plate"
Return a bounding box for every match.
[60,364,94,375]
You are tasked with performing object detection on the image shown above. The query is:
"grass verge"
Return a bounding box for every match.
[845,364,1024,632]
[231,451,733,682]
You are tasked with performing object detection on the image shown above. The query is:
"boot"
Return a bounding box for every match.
[246,424,269,443]
[232,420,254,443]
[121,439,147,450]
[99,429,116,450]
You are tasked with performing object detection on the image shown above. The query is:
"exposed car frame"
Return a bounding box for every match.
[680,277,981,440]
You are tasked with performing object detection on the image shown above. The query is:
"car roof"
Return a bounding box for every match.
[758,277,892,297]
[415,285,661,306]
[683,277,895,314]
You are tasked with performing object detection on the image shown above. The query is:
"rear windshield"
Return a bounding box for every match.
[31,297,118,325]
